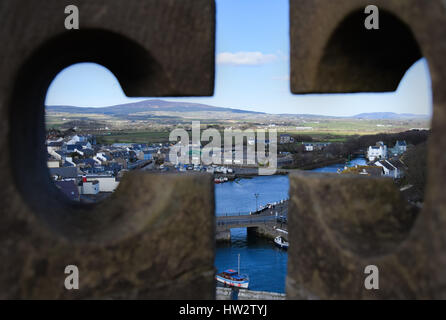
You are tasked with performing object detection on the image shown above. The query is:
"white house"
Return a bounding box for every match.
[375,159,405,179]
[47,160,60,168]
[83,175,119,192]
[79,180,100,195]
[47,147,62,160]
[64,157,76,167]
[81,141,92,149]
[395,140,407,152]
[73,148,84,156]
[389,140,407,156]
[304,143,314,152]
[279,134,294,144]
[367,141,387,161]
[96,152,108,162]
[67,135,81,145]
[92,156,102,165]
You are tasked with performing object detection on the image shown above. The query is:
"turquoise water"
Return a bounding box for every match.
[214,157,366,293]
[215,175,289,216]
[310,157,367,173]
[215,175,289,293]
[215,229,288,293]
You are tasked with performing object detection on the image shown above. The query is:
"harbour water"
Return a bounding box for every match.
[215,175,289,216]
[214,156,366,293]
[310,157,367,173]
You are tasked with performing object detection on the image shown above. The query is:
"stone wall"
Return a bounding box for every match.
[0,0,215,299]
[238,289,286,300]
[216,229,231,242]
[288,0,446,299]
[247,225,287,241]
[1,0,446,300]
[216,287,286,300]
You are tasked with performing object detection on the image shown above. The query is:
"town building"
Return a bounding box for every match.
[303,143,314,151]
[374,159,405,179]
[55,180,80,201]
[83,174,120,192]
[279,134,294,144]
[79,180,100,195]
[47,157,60,168]
[389,140,407,157]
[49,167,79,180]
[302,142,331,152]
[367,141,388,161]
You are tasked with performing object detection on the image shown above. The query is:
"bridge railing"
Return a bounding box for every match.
[216,216,278,227]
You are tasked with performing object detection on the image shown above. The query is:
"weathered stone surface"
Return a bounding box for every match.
[216,287,232,300]
[216,229,231,242]
[290,0,444,93]
[288,172,420,299]
[288,0,446,299]
[238,289,286,300]
[2,173,215,299]
[3,0,446,300]
[0,0,215,299]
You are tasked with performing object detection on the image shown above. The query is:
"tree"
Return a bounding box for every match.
[400,142,428,202]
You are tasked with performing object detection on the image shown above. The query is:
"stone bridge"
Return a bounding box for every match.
[215,213,286,242]
[216,214,278,230]
[1,0,446,299]
[215,201,288,241]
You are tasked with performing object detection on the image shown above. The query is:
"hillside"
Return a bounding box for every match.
[46,99,263,116]
[46,100,430,121]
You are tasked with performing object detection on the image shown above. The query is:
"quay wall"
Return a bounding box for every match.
[216,229,231,242]
[238,289,286,300]
[248,225,288,241]
[216,287,233,300]
[216,287,286,300]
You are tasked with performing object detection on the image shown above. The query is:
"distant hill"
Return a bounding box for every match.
[46,100,430,120]
[352,112,429,120]
[46,99,263,116]
[278,113,339,119]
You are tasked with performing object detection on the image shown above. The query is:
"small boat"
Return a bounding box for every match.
[215,254,249,288]
[214,177,227,184]
[214,177,223,184]
[216,269,249,288]
[274,236,289,249]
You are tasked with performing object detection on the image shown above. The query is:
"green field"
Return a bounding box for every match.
[95,131,170,144]
[45,109,431,145]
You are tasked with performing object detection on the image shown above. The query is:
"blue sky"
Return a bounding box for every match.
[45,0,432,117]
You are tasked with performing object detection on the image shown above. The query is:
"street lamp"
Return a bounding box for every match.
[254,193,259,212]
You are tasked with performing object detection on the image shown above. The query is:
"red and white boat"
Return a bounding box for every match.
[215,269,249,288]
[214,177,228,184]
[215,254,249,288]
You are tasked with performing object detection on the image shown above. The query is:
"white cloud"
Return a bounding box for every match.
[217,52,278,66]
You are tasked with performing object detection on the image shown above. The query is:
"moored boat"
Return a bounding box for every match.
[214,176,229,184]
[274,236,289,249]
[215,269,249,288]
[215,254,249,288]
